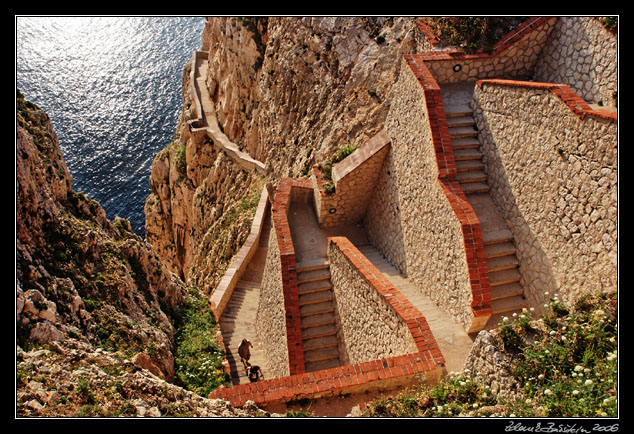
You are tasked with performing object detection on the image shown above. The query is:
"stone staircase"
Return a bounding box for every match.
[445,104,528,329]
[296,258,342,372]
[219,214,270,385]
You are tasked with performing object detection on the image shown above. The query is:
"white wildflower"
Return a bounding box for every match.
[585,379,593,386]
[544,389,553,396]
[572,390,580,396]
[574,365,584,372]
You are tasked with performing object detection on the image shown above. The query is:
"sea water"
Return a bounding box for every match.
[16,16,206,236]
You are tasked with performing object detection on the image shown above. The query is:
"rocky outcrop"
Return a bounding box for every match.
[16,339,272,417]
[17,89,186,383]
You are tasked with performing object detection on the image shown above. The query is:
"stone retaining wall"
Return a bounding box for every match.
[419,17,556,84]
[311,131,390,227]
[365,55,492,332]
[254,223,290,379]
[328,238,419,364]
[472,79,617,309]
[533,17,618,107]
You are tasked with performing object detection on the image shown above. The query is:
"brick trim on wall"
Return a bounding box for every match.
[403,54,494,329]
[209,351,444,408]
[328,236,446,365]
[476,79,618,122]
[270,177,314,376]
[208,224,446,409]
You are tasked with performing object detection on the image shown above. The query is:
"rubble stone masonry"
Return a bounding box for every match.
[255,224,290,378]
[533,17,618,107]
[365,56,478,331]
[328,239,418,364]
[472,80,617,309]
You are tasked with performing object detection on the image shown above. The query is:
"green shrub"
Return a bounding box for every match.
[174,144,187,175]
[173,287,230,397]
[363,291,618,418]
[318,144,357,195]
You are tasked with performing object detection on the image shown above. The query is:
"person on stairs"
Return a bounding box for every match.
[247,365,264,383]
[238,339,253,372]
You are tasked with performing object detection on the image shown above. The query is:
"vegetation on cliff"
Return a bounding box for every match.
[420,17,528,53]
[362,291,617,418]
[16,91,240,416]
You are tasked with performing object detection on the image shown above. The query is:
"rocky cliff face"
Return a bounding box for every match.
[16,90,261,417]
[145,17,429,290]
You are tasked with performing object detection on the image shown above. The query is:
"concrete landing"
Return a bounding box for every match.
[467,192,514,243]
[357,245,474,374]
[287,201,370,263]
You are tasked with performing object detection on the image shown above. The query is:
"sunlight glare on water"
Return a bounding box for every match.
[16,16,205,236]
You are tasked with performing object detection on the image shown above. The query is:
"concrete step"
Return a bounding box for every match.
[301,323,338,340]
[298,288,332,306]
[297,268,331,284]
[302,334,339,352]
[444,104,473,117]
[301,312,337,329]
[304,345,340,363]
[456,169,487,183]
[305,357,341,372]
[489,268,521,286]
[296,257,329,273]
[490,281,524,301]
[298,279,333,295]
[486,255,519,273]
[484,241,516,259]
[447,115,476,128]
[482,228,514,245]
[451,137,481,150]
[449,126,478,139]
[453,148,483,161]
[300,300,335,317]
[491,294,528,315]
[461,181,490,195]
[455,159,485,172]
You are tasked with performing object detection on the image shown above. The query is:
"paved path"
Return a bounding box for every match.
[191,54,266,174]
[356,245,475,374]
[219,213,271,385]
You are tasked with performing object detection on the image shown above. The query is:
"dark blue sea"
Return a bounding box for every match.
[16,16,206,237]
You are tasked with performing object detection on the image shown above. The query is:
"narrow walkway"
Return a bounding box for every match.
[219,213,271,385]
[287,200,473,374]
[191,53,266,174]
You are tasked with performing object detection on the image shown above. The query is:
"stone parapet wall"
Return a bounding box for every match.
[311,131,391,227]
[328,238,419,364]
[209,185,269,318]
[366,55,492,333]
[255,223,290,378]
[419,17,556,84]
[472,79,617,309]
[533,17,617,107]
